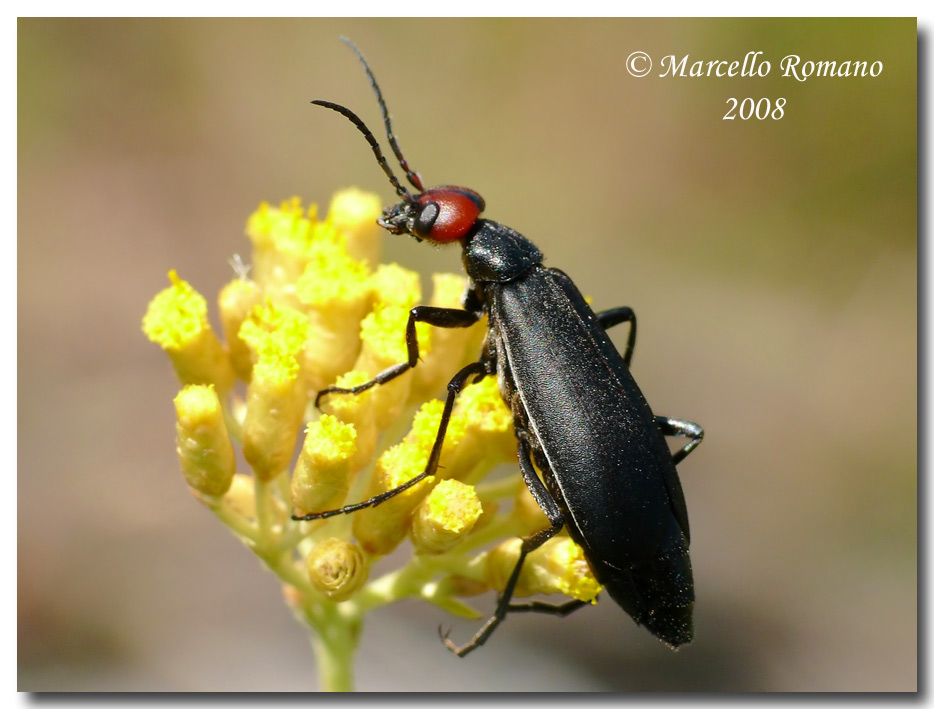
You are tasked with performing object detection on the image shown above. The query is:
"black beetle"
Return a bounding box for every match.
[294,39,704,657]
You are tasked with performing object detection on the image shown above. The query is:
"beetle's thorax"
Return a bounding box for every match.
[461,220,544,283]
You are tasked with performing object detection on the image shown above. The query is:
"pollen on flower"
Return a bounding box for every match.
[252,347,301,386]
[352,437,436,555]
[435,377,517,481]
[456,377,512,436]
[411,479,483,554]
[359,305,431,368]
[485,537,602,603]
[381,439,432,491]
[544,537,602,603]
[292,415,359,516]
[142,270,207,350]
[239,299,309,366]
[142,271,235,392]
[370,263,423,310]
[245,197,355,299]
[242,348,305,481]
[318,370,380,467]
[354,305,432,429]
[410,399,466,448]
[246,197,314,254]
[295,246,371,307]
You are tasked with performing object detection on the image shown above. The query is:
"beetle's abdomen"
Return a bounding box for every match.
[597,515,694,648]
[491,268,678,567]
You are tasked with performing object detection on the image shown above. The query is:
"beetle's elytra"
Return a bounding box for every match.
[293,38,704,656]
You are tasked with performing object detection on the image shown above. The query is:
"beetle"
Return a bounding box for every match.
[293,38,704,657]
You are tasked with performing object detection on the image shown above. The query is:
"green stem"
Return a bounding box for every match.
[307,604,360,692]
[211,499,259,543]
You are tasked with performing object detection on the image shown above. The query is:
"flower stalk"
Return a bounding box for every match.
[142,189,601,691]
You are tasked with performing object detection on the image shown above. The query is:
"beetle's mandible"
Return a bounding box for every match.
[293,38,705,657]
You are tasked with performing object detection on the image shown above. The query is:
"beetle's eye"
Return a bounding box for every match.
[413,201,440,238]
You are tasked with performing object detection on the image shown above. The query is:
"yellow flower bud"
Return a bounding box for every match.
[291,415,358,517]
[218,277,262,381]
[327,188,382,266]
[369,263,422,310]
[242,352,306,481]
[411,479,483,554]
[458,376,514,450]
[485,537,601,603]
[174,384,236,497]
[305,538,369,602]
[142,271,235,393]
[406,399,469,479]
[355,305,431,428]
[319,370,379,470]
[238,300,309,366]
[245,197,315,299]
[295,245,371,391]
[352,439,434,556]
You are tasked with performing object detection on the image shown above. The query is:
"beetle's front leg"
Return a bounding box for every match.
[314,305,482,408]
[442,433,565,657]
[293,359,488,521]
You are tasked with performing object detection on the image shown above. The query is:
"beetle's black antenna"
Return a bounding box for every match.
[339,36,425,193]
[312,100,416,205]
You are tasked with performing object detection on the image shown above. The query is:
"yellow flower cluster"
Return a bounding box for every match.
[141,189,601,685]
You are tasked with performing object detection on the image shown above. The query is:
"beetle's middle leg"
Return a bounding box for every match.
[314,305,482,408]
[596,306,637,366]
[292,359,488,521]
[442,433,565,657]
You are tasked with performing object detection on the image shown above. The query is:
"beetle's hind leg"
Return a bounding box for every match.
[656,416,704,465]
[314,305,482,408]
[442,433,565,657]
[507,598,588,616]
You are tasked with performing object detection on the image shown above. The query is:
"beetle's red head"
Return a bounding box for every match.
[378,187,485,244]
[313,40,487,247]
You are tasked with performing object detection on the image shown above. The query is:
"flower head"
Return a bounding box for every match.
[143,189,600,688]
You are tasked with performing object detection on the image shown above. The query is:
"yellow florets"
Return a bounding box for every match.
[239,299,309,365]
[144,189,598,686]
[142,271,235,392]
[295,245,371,307]
[142,270,208,350]
[246,196,315,254]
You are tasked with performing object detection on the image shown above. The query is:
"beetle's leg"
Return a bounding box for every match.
[315,305,482,408]
[656,416,704,465]
[596,306,636,366]
[292,359,487,521]
[507,598,588,616]
[442,434,565,657]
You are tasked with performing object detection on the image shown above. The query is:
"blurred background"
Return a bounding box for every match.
[18,18,916,691]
